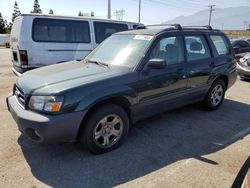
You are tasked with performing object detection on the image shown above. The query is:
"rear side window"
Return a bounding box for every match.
[210,35,229,55]
[94,22,128,44]
[32,18,90,43]
[185,36,211,61]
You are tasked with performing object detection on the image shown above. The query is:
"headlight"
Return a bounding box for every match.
[29,96,64,112]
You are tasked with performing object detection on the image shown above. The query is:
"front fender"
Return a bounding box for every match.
[75,85,138,112]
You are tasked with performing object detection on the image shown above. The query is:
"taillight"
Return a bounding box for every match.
[19,50,28,65]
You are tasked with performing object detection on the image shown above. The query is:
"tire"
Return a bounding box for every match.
[203,79,226,111]
[79,104,129,154]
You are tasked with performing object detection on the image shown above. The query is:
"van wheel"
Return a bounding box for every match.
[203,79,226,111]
[80,104,129,154]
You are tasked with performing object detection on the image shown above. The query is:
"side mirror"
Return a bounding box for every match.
[148,59,166,69]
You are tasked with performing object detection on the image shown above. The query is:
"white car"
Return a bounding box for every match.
[236,52,250,79]
[10,14,141,76]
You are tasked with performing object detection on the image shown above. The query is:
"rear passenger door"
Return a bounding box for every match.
[93,22,128,47]
[184,35,212,95]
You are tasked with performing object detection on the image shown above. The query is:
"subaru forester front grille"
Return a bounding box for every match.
[14,85,25,107]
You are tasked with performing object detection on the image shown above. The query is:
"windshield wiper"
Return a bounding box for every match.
[85,60,110,69]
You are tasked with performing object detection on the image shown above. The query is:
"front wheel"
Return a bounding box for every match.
[79,104,129,154]
[203,79,226,111]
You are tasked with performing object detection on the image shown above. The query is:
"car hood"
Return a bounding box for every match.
[17,61,125,94]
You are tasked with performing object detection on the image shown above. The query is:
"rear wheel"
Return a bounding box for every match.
[203,79,226,110]
[79,104,129,154]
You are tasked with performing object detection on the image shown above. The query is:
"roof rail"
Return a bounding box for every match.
[136,24,214,32]
[182,25,213,30]
[136,24,182,30]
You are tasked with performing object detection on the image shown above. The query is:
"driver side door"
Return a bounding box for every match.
[134,35,189,119]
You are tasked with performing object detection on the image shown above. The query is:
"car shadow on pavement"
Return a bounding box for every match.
[240,77,250,82]
[18,99,250,188]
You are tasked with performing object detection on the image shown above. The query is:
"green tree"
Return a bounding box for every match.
[0,12,6,33]
[78,11,93,17]
[12,1,21,23]
[49,9,54,14]
[31,0,42,13]
[78,11,83,16]
[4,20,11,33]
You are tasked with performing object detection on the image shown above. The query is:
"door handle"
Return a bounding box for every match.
[177,68,187,78]
[210,62,215,67]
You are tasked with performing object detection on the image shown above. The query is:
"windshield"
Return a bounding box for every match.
[85,34,153,68]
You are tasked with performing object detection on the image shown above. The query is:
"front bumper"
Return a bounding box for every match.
[6,95,85,143]
[236,63,250,79]
[11,67,22,77]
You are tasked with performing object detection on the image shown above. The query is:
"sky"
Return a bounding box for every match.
[0,0,249,24]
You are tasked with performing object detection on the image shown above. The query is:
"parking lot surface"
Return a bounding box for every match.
[0,48,249,188]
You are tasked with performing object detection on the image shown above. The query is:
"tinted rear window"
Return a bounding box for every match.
[94,22,128,44]
[32,18,90,43]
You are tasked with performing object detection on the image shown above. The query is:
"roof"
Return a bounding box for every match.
[19,13,140,24]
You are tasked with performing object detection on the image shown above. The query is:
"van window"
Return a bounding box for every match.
[185,36,211,61]
[210,35,229,55]
[32,18,90,43]
[94,22,128,44]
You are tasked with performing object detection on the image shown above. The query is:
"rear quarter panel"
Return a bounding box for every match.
[207,33,237,89]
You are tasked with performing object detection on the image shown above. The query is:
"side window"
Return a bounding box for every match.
[33,18,90,43]
[150,36,184,65]
[185,36,211,61]
[210,35,229,55]
[133,24,141,29]
[240,41,250,48]
[94,22,128,44]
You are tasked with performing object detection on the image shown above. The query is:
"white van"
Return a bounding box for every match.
[10,14,141,75]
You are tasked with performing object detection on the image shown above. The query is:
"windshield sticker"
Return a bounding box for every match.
[133,35,153,41]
